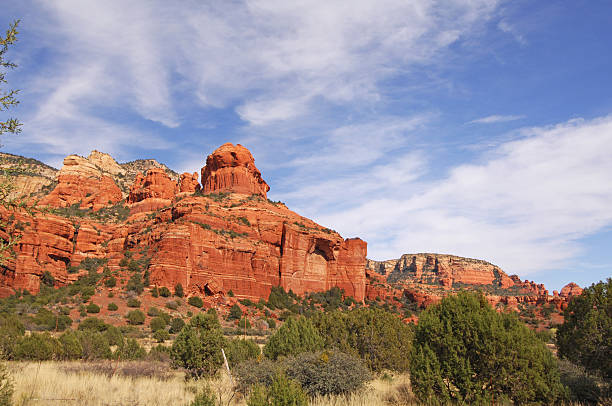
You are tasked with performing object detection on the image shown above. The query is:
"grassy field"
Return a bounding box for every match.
[6,361,417,406]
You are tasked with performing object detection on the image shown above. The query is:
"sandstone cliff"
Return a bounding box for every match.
[0,144,367,303]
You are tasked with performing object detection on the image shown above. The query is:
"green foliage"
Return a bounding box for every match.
[104,276,117,288]
[0,314,24,357]
[169,317,185,334]
[150,316,167,332]
[59,330,83,360]
[246,385,269,406]
[1,20,21,137]
[558,359,603,404]
[165,300,179,310]
[267,287,297,310]
[284,351,370,396]
[78,317,108,332]
[14,332,63,360]
[171,313,227,377]
[410,291,567,404]
[174,283,184,298]
[107,302,118,311]
[127,297,141,308]
[126,310,145,325]
[78,330,112,360]
[103,325,124,347]
[86,302,100,313]
[234,359,278,394]
[188,296,204,308]
[263,317,323,360]
[306,287,344,311]
[228,290,234,297]
[32,308,72,331]
[225,338,260,367]
[557,278,611,379]
[153,329,170,343]
[228,303,242,320]
[268,373,308,406]
[311,307,413,372]
[126,274,144,294]
[238,317,251,330]
[0,361,13,406]
[159,286,171,297]
[189,385,216,406]
[41,271,55,287]
[115,338,146,360]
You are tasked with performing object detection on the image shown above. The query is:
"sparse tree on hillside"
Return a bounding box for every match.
[557,278,611,379]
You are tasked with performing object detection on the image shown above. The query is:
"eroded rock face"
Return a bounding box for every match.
[1,145,367,301]
[560,282,583,298]
[201,143,270,198]
[369,253,514,289]
[39,154,123,211]
[179,172,201,194]
[128,168,178,204]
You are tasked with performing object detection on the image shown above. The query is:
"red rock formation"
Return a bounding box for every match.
[128,168,178,203]
[1,145,367,302]
[560,282,583,298]
[179,172,201,194]
[39,155,123,210]
[201,143,270,198]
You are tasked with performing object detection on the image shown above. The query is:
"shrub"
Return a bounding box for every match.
[103,325,124,347]
[153,329,170,343]
[127,297,141,308]
[150,317,167,332]
[234,359,278,394]
[14,333,63,360]
[228,303,242,320]
[147,344,171,362]
[246,384,268,406]
[174,283,184,298]
[558,359,602,404]
[104,276,117,288]
[126,274,144,294]
[557,278,611,379]
[86,303,100,313]
[165,300,178,310]
[283,351,371,396]
[171,313,226,377]
[78,317,108,332]
[188,296,204,308]
[126,310,145,325]
[159,287,171,297]
[189,385,216,406]
[59,330,83,360]
[311,307,413,372]
[107,302,118,311]
[32,308,72,331]
[238,317,251,330]
[115,338,146,360]
[263,317,324,360]
[169,317,185,334]
[410,291,567,404]
[78,330,112,360]
[41,270,55,287]
[226,338,260,367]
[268,373,308,406]
[0,362,13,406]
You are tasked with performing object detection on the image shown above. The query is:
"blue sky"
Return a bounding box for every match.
[2,0,611,291]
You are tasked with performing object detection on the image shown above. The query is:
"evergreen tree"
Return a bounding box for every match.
[410,291,567,404]
[171,313,226,377]
[263,317,323,360]
[557,278,611,379]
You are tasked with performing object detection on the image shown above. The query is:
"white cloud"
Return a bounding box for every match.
[467,114,525,124]
[498,19,527,45]
[290,115,612,281]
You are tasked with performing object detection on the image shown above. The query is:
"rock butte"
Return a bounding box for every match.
[0,143,582,313]
[0,143,366,303]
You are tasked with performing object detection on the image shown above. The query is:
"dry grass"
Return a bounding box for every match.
[8,361,193,406]
[6,361,418,406]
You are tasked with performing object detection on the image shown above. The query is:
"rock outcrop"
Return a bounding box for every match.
[368,253,514,289]
[560,282,583,298]
[179,172,201,194]
[128,168,178,203]
[0,153,58,201]
[1,145,367,302]
[39,154,123,211]
[201,143,270,198]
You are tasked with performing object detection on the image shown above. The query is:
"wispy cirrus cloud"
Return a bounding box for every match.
[467,114,525,124]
